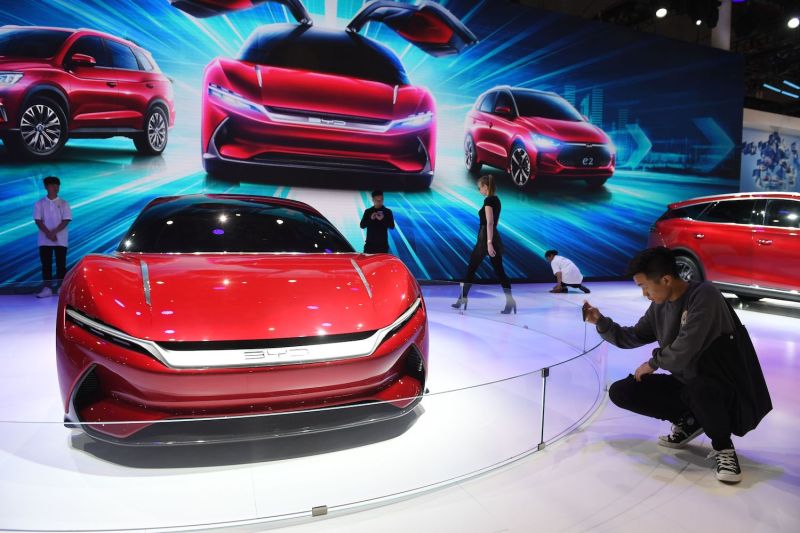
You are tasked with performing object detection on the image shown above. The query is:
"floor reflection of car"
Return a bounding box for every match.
[0,25,174,159]
[170,0,477,189]
[464,86,615,188]
[649,192,800,302]
[57,194,428,444]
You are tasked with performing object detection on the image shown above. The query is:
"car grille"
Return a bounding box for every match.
[253,153,402,172]
[265,106,391,127]
[557,144,612,168]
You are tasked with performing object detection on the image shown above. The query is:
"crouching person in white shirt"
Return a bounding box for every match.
[33,176,72,298]
[545,249,590,294]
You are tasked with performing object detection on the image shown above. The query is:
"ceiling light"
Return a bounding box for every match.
[656,8,668,18]
[696,19,702,26]
[789,17,799,29]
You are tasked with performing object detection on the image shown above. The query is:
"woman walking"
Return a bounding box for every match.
[452,175,516,314]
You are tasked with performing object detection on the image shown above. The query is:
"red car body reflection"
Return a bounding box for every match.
[56,194,428,444]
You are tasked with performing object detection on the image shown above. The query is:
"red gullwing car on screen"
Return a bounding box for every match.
[56,194,428,444]
[169,0,477,188]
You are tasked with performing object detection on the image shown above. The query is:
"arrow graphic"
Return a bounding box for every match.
[692,117,735,174]
[621,124,653,169]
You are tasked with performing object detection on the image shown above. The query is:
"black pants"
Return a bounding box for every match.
[39,246,67,283]
[608,373,734,450]
[364,243,389,254]
[464,227,511,290]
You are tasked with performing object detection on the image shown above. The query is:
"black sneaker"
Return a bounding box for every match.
[578,285,591,294]
[658,416,703,449]
[708,448,743,483]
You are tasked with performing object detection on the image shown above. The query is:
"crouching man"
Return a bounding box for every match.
[583,247,771,483]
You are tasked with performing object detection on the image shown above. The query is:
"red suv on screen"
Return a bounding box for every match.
[649,192,800,302]
[465,86,616,189]
[0,25,174,159]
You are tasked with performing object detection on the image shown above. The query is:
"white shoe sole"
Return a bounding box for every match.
[658,427,704,449]
[716,470,743,483]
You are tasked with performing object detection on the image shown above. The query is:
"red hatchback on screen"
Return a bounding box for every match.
[56,194,428,444]
[0,25,174,159]
[465,86,616,188]
[649,192,800,302]
[170,0,477,188]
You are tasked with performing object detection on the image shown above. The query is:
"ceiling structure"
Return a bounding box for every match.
[511,0,800,117]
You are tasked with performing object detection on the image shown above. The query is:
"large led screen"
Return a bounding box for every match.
[0,0,744,285]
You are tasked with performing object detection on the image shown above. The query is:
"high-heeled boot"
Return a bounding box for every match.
[501,287,517,314]
[451,282,471,310]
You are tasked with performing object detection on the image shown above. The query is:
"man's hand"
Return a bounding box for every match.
[46,231,57,242]
[582,300,602,324]
[634,361,655,382]
[375,211,384,221]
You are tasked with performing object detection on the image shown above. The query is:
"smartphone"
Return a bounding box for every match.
[581,302,590,322]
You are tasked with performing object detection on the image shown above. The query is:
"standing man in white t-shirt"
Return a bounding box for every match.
[545,249,590,294]
[33,176,72,298]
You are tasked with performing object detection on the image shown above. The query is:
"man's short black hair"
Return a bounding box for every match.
[43,176,60,186]
[544,249,558,259]
[625,247,680,279]
[371,190,384,198]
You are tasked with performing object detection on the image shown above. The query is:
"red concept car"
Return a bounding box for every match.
[56,194,428,444]
[649,192,800,303]
[464,86,616,188]
[169,0,477,188]
[0,25,174,159]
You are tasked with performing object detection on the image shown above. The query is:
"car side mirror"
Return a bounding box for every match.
[69,53,96,67]
[494,105,513,116]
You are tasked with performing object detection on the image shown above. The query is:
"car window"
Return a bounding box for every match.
[132,49,154,72]
[105,39,139,70]
[763,200,800,229]
[512,91,584,121]
[494,92,514,114]
[478,92,496,113]
[239,26,409,86]
[65,36,111,68]
[119,200,355,254]
[696,200,757,225]
[0,28,71,58]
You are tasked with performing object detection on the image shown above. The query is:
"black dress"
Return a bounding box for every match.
[464,195,511,289]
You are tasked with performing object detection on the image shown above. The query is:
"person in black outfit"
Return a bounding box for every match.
[360,190,395,254]
[452,175,516,314]
[582,247,768,483]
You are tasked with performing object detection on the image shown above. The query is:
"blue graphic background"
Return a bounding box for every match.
[0,0,742,285]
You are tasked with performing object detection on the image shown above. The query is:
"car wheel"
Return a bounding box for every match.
[675,255,702,282]
[464,135,481,174]
[585,177,608,189]
[134,107,168,155]
[508,142,532,187]
[11,97,68,160]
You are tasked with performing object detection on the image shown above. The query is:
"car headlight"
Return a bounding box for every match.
[390,111,433,130]
[0,72,23,86]
[65,306,166,364]
[530,133,560,150]
[208,83,266,115]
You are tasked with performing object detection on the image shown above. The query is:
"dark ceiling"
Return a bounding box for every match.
[511,0,800,117]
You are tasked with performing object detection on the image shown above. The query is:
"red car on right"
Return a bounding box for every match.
[464,86,615,188]
[649,192,800,302]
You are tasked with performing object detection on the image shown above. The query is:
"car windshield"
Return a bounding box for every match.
[0,28,71,58]
[118,199,355,254]
[239,25,409,86]
[512,91,584,121]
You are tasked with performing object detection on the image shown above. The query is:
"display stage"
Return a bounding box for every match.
[0,283,606,531]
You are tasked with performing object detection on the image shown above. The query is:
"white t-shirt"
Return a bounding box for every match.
[550,255,583,284]
[34,197,72,247]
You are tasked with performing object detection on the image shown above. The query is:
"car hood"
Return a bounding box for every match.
[0,58,52,70]
[517,117,609,144]
[67,253,420,343]
[213,58,428,121]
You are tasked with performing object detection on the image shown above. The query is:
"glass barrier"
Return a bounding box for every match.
[0,280,607,531]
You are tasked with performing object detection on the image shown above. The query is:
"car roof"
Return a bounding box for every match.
[247,23,394,55]
[142,194,324,217]
[1,25,143,49]
[670,191,800,209]
[485,85,560,98]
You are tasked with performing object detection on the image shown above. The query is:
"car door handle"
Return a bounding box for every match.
[146,83,155,88]
[757,239,773,246]
[488,122,493,128]
[694,233,704,239]
[106,81,117,87]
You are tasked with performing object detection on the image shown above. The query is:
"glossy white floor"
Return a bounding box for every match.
[1,282,798,532]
